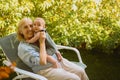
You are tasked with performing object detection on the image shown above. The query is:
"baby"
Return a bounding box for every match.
[26,18,59,68]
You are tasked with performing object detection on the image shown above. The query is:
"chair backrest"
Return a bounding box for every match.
[0,33,33,72]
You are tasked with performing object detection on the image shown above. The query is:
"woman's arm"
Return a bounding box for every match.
[18,42,40,66]
[18,42,53,73]
[39,31,47,65]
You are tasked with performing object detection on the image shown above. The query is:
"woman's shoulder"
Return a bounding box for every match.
[19,41,29,47]
[18,41,33,50]
[18,41,39,50]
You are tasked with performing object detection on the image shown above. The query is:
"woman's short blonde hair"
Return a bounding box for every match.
[17,17,32,41]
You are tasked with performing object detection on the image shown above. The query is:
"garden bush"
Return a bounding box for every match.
[0,0,120,54]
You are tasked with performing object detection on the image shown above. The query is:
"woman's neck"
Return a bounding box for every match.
[32,40,40,47]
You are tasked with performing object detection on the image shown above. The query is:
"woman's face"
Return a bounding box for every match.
[21,20,34,40]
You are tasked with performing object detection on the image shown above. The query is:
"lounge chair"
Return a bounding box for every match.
[0,33,87,80]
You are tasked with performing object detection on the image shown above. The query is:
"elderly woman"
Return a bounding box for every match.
[17,17,89,80]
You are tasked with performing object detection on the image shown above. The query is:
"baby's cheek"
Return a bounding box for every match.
[39,26,44,30]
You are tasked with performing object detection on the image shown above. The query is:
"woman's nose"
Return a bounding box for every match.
[28,27,31,30]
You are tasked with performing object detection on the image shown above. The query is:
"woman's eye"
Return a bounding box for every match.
[30,24,33,27]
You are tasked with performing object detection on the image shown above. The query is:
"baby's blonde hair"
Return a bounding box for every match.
[34,17,46,27]
[17,17,33,41]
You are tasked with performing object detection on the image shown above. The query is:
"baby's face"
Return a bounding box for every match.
[33,20,44,32]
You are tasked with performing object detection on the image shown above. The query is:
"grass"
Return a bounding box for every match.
[84,52,120,80]
[61,49,120,80]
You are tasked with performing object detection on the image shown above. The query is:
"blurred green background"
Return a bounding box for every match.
[0,0,120,80]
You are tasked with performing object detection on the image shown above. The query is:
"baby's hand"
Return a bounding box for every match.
[26,40,30,43]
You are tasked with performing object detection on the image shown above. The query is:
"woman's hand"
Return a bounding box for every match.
[39,31,46,43]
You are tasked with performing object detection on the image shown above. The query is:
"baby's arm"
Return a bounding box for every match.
[26,32,40,43]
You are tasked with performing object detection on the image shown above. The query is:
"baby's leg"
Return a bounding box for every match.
[47,55,60,68]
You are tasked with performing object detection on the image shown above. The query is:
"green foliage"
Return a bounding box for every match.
[0,0,34,37]
[0,0,120,54]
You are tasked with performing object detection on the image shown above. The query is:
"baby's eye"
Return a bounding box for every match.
[33,23,35,26]
[38,24,41,26]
